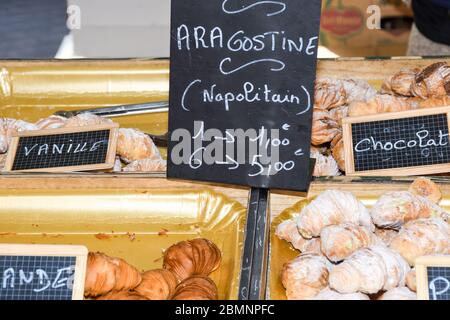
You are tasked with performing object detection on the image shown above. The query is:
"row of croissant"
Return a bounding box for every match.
[311,61,450,176]
[85,238,221,300]
[276,178,449,300]
[0,113,165,172]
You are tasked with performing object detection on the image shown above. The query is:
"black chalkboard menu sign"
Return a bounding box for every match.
[416,256,450,300]
[168,0,322,192]
[3,124,119,173]
[0,244,88,300]
[343,107,450,176]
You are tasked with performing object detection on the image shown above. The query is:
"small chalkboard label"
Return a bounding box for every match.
[3,124,119,173]
[168,0,322,192]
[0,244,88,300]
[416,255,450,301]
[342,107,450,176]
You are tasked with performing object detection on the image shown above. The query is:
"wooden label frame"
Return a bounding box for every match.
[3,124,119,173]
[342,106,450,176]
[0,244,88,300]
[416,255,450,300]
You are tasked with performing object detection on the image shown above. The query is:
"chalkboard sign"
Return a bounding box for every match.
[416,255,450,300]
[342,107,450,176]
[0,244,88,300]
[168,0,322,192]
[3,124,119,173]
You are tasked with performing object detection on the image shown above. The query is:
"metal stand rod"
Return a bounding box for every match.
[239,187,270,300]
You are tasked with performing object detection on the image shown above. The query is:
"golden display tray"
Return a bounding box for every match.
[267,178,450,300]
[0,186,246,300]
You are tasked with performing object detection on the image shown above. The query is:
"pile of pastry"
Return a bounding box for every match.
[0,113,165,172]
[85,238,221,300]
[276,178,449,300]
[311,61,450,177]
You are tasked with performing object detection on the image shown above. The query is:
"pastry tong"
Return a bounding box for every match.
[54,102,169,147]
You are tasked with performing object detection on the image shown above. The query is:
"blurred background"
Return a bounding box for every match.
[0,0,429,59]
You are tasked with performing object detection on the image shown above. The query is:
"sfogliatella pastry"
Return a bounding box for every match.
[0,118,38,153]
[348,94,416,117]
[311,109,340,146]
[406,268,417,292]
[117,128,161,163]
[275,219,309,252]
[84,252,142,297]
[320,223,379,262]
[63,113,113,128]
[314,78,347,110]
[310,148,340,177]
[0,153,6,170]
[281,253,332,300]
[378,287,416,300]
[329,245,410,294]
[172,276,218,300]
[408,177,442,204]
[389,218,450,265]
[330,133,345,172]
[374,228,398,246]
[370,191,448,229]
[134,269,178,300]
[295,190,374,239]
[313,288,370,300]
[381,68,420,97]
[123,158,167,173]
[35,115,67,130]
[411,62,450,99]
[163,238,221,282]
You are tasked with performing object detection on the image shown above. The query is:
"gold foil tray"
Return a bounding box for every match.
[268,178,450,300]
[0,187,246,300]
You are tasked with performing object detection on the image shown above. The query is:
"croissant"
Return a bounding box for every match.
[163,238,221,282]
[406,268,417,292]
[389,218,450,265]
[63,113,114,128]
[348,94,416,117]
[123,158,167,172]
[95,291,148,300]
[313,288,370,300]
[370,191,448,229]
[329,245,410,294]
[378,287,416,300]
[411,62,450,99]
[172,276,218,300]
[330,133,345,172]
[314,78,347,110]
[408,178,442,204]
[311,149,340,177]
[381,68,419,97]
[295,190,374,239]
[134,269,178,300]
[35,115,67,130]
[374,228,398,246]
[281,253,332,300]
[311,109,340,146]
[84,252,142,297]
[320,223,379,262]
[117,128,161,163]
[0,118,38,153]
